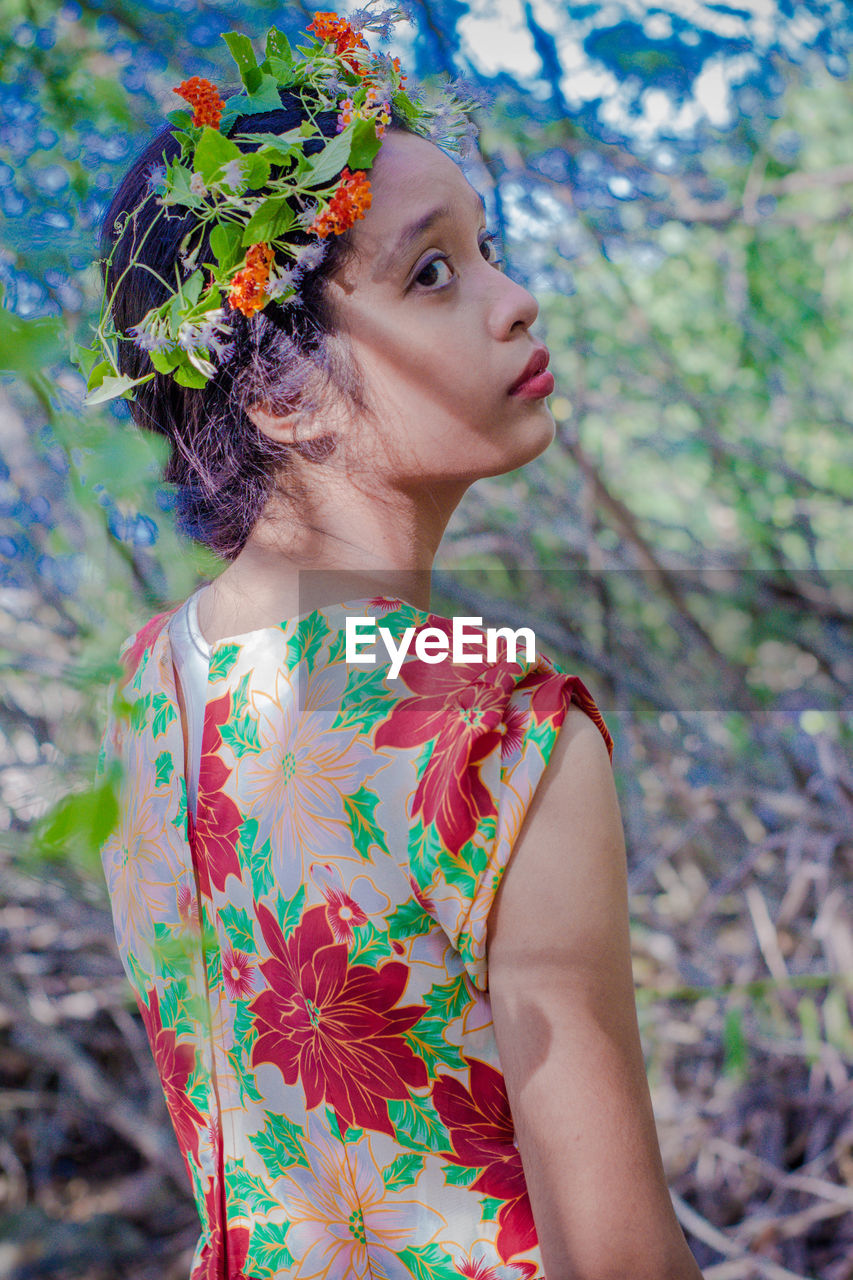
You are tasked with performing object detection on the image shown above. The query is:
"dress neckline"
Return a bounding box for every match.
[185,589,429,650]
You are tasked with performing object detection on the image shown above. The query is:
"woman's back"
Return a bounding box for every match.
[99,592,613,1278]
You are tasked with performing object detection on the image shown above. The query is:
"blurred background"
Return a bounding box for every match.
[1,1,852,1276]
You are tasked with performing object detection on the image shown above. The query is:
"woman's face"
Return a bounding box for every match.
[325,129,557,489]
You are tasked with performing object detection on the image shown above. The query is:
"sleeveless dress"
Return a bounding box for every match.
[96,591,613,1280]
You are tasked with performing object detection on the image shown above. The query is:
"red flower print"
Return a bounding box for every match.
[194,1170,251,1280]
[499,698,527,759]
[222,947,256,1000]
[309,862,368,944]
[191,691,244,898]
[323,888,368,944]
[433,1057,537,1262]
[138,987,205,1164]
[374,619,523,855]
[249,903,428,1135]
[516,668,613,761]
[120,609,175,687]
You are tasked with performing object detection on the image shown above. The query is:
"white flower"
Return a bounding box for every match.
[293,239,328,271]
[189,171,207,196]
[219,158,246,193]
[186,350,216,378]
[266,265,301,299]
[128,321,173,353]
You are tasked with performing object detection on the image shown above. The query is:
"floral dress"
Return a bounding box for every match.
[97,594,613,1280]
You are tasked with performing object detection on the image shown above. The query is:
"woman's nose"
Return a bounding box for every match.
[489,268,540,339]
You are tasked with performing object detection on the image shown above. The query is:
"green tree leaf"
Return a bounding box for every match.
[342,784,390,861]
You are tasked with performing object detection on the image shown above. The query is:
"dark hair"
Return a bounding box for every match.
[100,87,416,559]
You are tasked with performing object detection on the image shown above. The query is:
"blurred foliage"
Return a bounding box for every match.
[1,1,852,1276]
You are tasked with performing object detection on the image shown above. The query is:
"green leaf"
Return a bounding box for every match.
[304,128,352,188]
[276,884,306,938]
[250,1111,310,1178]
[222,31,260,92]
[265,26,293,64]
[208,643,241,681]
[442,1161,478,1187]
[220,903,255,952]
[405,1013,465,1075]
[82,373,153,406]
[34,775,120,864]
[382,1152,425,1190]
[387,897,434,941]
[154,751,173,787]
[210,222,244,271]
[349,920,394,967]
[386,1094,449,1153]
[0,308,65,375]
[149,348,182,374]
[245,1221,295,1276]
[151,692,176,738]
[479,1196,502,1222]
[166,108,193,129]
[182,269,205,306]
[225,1158,280,1214]
[342,784,390,861]
[244,152,272,190]
[241,197,295,247]
[239,818,274,899]
[173,362,209,389]
[423,974,472,1023]
[288,611,330,675]
[194,125,242,184]
[348,116,382,170]
[397,1243,459,1280]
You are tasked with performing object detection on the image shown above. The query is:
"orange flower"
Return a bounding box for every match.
[307,11,370,71]
[308,168,372,238]
[174,76,224,130]
[227,243,275,318]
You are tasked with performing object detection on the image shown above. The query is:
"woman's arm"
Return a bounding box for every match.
[487,703,703,1280]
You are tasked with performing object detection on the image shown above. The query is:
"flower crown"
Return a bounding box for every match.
[74,2,484,406]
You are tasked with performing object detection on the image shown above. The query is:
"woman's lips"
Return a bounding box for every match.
[508,346,554,398]
[509,368,556,398]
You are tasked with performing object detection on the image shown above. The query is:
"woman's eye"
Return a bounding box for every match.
[480,231,504,268]
[414,256,453,289]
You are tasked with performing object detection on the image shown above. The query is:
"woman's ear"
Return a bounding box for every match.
[245,402,303,445]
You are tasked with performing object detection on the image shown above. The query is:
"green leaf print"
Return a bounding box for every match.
[225,1158,281,1215]
[437,838,489,899]
[128,690,152,735]
[349,920,394,967]
[275,884,306,938]
[151,923,195,981]
[479,1196,502,1222]
[226,1046,264,1104]
[526,715,557,760]
[232,999,257,1049]
[219,671,263,757]
[397,1242,460,1280]
[239,817,274,899]
[342,784,390,861]
[208,643,241,682]
[171,777,188,834]
[423,973,472,1023]
[250,1112,310,1176]
[333,665,395,734]
[159,977,206,1039]
[407,818,436,892]
[405,1014,465,1076]
[286,610,329,674]
[325,1107,363,1143]
[220,903,255,952]
[387,1094,449,1153]
[151,692,176,738]
[245,1220,295,1276]
[154,750,173,786]
[387,897,433,941]
[443,1161,479,1187]
[381,1152,425,1190]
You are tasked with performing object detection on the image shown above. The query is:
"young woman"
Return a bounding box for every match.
[95,12,703,1279]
